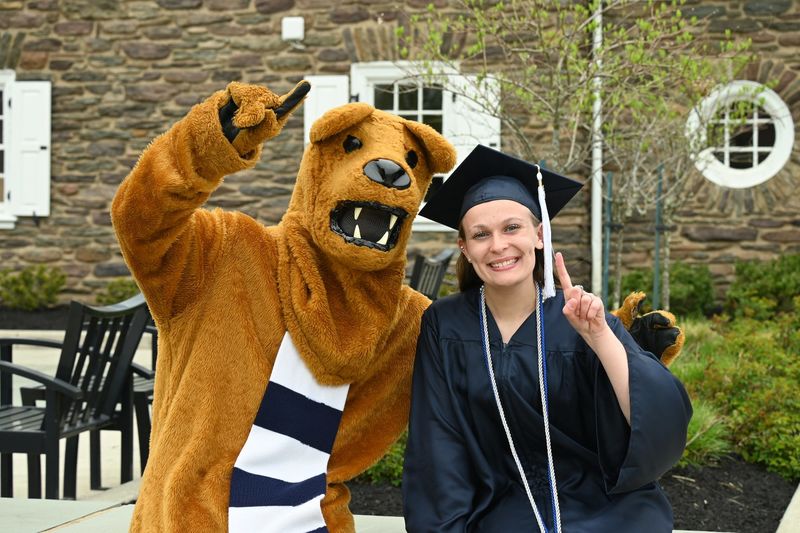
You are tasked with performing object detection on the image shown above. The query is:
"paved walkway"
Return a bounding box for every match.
[2,329,798,532]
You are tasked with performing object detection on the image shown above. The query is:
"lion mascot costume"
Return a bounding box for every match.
[112,81,683,532]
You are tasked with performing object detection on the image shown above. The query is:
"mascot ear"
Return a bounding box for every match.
[310,103,375,144]
[403,119,457,174]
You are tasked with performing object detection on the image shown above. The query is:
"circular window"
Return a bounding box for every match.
[686,80,795,188]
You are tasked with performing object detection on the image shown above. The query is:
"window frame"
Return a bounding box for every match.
[686,80,795,189]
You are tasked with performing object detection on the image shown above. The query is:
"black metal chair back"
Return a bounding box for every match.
[409,248,457,300]
[52,294,149,433]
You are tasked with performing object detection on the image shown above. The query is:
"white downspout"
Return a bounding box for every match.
[591,1,603,294]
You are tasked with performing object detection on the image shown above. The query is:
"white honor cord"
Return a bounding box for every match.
[479,285,561,533]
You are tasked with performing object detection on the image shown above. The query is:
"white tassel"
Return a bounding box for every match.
[536,165,555,299]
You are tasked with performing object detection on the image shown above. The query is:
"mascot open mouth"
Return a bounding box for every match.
[330,201,408,251]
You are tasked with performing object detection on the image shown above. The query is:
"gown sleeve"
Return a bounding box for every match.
[403,310,477,533]
[594,315,693,494]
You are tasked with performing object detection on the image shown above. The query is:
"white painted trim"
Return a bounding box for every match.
[686,80,795,189]
[0,70,16,228]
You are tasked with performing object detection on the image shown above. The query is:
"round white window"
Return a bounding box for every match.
[686,80,795,188]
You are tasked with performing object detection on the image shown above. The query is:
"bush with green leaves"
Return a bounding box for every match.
[677,317,800,481]
[725,254,800,320]
[678,398,732,468]
[620,261,715,317]
[0,265,66,311]
[96,278,141,306]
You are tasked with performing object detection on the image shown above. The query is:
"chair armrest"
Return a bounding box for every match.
[131,362,155,379]
[0,338,63,350]
[0,360,82,399]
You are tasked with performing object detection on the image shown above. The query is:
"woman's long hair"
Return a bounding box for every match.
[456,221,545,292]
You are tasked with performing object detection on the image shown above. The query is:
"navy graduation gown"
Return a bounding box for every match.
[403,288,692,533]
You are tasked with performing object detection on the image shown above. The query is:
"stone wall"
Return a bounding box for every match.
[0,0,797,304]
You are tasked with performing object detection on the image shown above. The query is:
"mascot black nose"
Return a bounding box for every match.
[363,159,411,190]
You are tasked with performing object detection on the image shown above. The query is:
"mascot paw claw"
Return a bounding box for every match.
[611,291,685,367]
[218,80,310,155]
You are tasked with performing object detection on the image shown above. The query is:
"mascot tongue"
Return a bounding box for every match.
[276,214,411,385]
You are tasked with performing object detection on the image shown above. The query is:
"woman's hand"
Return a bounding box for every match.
[555,252,610,343]
[557,252,631,423]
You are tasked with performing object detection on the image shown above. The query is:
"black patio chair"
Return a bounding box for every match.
[79,315,157,489]
[113,315,157,477]
[408,248,457,300]
[0,294,149,499]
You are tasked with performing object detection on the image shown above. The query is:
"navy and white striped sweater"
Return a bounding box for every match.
[228,332,350,533]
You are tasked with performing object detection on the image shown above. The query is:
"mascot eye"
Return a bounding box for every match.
[406,150,418,169]
[343,135,363,153]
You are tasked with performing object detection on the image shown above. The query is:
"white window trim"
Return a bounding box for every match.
[0,69,17,229]
[686,80,795,189]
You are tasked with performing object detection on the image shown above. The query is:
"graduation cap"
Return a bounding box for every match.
[419,144,583,299]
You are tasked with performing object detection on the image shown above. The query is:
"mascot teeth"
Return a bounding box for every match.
[330,201,408,251]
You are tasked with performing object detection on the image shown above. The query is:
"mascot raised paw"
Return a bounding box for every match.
[612,291,685,367]
[112,81,455,532]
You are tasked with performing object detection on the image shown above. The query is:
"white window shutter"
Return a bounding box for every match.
[443,75,501,168]
[8,80,51,217]
[303,75,349,145]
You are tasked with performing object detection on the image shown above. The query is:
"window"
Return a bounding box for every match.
[686,80,794,189]
[373,83,444,134]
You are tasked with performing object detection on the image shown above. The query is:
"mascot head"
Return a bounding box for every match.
[287,103,456,271]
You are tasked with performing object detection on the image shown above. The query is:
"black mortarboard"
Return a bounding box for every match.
[419,144,583,298]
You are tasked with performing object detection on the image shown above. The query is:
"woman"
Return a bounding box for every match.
[403,145,692,532]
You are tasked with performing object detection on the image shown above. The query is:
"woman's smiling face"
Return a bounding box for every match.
[458,199,542,291]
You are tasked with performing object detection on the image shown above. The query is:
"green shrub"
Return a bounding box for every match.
[668,262,715,317]
[620,261,715,317]
[357,431,407,487]
[96,278,140,306]
[669,318,726,396]
[0,265,66,311]
[696,318,800,480]
[437,272,458,299]
[725,254,800,320]
[678,398,732,468]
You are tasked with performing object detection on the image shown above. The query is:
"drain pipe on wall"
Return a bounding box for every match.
[591,1,604,294]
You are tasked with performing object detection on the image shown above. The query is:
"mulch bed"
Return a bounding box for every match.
[4,307,796,531]
[349,455,796,532]
[0,305,70,331]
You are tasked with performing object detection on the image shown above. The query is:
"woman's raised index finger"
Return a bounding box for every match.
[555,252,573,292]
